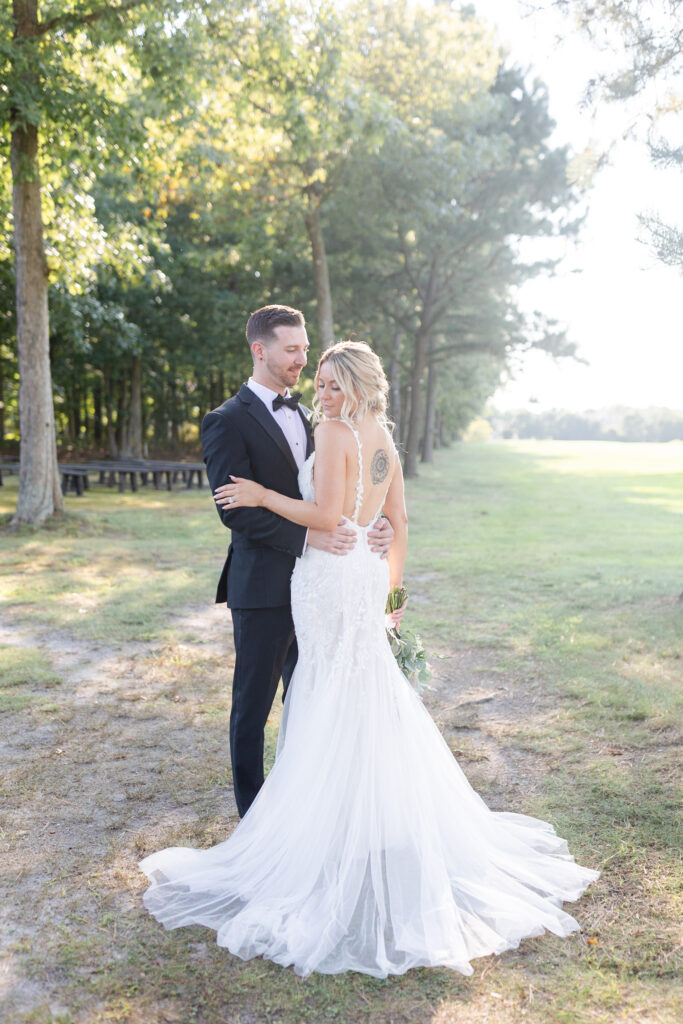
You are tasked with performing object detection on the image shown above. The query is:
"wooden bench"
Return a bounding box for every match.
[60,459,206,494]
[58,465,91,496]
[4,459,206,495]
[0,459,20,487]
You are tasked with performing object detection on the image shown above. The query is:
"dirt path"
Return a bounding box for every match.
[0,607,561,1022]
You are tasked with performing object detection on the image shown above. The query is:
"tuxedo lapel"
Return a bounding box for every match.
[298,406,315,458]
[239,385,300,480]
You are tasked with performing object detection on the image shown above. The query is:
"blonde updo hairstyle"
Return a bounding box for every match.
[314,340,390,428]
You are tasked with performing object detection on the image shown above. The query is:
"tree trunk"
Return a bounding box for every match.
[129,354,143,458]
[81,384,89,442]
[400,383,411,458]
[73,382,82,441]
[421,336,437,463]
[403,328,430,478]
[389,333,401,442]
[403,258,438,479]
[196,378,206,428]
[116,375,129,456]
[64,381,73,443]
[167,372,180,451]
[10,2,63,524]
[304,200,334,348]
[93,377,103,446]
[141,385,149,457]
[105,373,118,457]
[0,357,4,450]
[152,396,165,450]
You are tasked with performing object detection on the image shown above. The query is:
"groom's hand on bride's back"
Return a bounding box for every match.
[307,517,394,558]
[307,522,357,556]
[368,516,394,559]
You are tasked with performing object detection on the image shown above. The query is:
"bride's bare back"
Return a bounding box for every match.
[330,416,397,526]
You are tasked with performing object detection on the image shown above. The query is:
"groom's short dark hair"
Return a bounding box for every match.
[246,304,305,346]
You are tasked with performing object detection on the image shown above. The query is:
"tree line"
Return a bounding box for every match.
[2,0,586,524]
[492,406,683,443]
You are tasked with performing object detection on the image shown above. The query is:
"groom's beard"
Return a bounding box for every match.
[267,361,305,391]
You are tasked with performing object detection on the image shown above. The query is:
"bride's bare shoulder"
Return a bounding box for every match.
[313,418,356,447]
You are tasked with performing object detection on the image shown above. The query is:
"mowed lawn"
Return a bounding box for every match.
[0,440,681,1024]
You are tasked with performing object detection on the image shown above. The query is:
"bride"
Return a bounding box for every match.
[139,340,599,978]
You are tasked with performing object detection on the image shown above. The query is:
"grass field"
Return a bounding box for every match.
[1,440,681,1024]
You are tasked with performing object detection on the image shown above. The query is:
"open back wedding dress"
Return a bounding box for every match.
[140,423,598,978]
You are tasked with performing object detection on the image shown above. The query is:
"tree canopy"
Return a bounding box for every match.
[1,0,587,521]
[553,0,683,272]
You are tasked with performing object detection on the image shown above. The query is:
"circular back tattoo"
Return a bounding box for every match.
[370,448,390,484]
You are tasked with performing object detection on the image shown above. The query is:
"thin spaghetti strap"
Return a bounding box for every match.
[353,429,364,524]
[331,417,363,523]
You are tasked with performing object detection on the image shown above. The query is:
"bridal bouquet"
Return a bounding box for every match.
[385,586,432,695]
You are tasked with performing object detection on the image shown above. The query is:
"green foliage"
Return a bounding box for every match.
[386,626,433,693]
[1,0,588,464]
[385,583,432,693]
[323,26,582,462]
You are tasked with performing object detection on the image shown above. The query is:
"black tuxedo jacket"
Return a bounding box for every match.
[201,384,314,609]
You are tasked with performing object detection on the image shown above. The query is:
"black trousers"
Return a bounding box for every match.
[229,605,298,817]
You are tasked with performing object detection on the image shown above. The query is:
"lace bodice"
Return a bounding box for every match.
[293,427,392,670]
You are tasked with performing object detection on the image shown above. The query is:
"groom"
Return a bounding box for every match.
[202,304,393,817]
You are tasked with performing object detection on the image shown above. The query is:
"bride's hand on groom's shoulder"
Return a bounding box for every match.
[214,476,266,509]
[368,516,394,560]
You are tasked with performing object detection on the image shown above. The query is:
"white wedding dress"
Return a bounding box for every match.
[140,425,599,978]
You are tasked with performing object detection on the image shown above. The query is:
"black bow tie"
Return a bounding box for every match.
[272,392,302,411]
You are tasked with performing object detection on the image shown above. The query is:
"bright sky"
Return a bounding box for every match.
[472,0,683,412]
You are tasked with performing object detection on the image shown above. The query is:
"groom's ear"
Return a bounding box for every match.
[251,340,265,363]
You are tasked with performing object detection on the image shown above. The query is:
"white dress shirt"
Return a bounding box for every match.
[246,378,309,470]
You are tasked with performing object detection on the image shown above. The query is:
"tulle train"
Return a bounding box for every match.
[140,571,598,977]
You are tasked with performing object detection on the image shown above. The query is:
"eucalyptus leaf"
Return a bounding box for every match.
[386,626,433,696]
